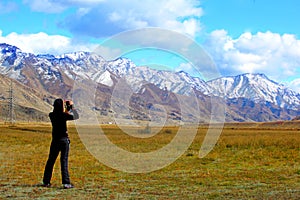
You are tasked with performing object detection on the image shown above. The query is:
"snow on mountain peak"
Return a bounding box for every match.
[58,51,90,61]
[1,43,300,111]
[207,73,300,109]
[0,43,21,54]
[97,70,114,87]
[37,54,56,60]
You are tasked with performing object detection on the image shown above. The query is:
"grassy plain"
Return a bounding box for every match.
[0,122,299,199]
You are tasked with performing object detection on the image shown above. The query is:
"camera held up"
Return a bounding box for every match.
[65,100,73,112]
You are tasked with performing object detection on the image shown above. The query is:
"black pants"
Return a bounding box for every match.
[43,138,71,184]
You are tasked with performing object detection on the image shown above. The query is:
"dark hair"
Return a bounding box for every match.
[53,98,64,113]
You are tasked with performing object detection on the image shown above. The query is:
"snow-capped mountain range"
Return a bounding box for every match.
[0,43,300,122]
[207,73,300,110]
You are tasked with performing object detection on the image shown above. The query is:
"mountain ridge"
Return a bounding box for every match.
[1,43,299,122]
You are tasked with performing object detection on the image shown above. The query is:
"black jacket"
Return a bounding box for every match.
[49,99,79,140]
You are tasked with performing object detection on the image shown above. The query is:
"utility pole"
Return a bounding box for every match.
[1,54,16,124]
[7,80,15,124]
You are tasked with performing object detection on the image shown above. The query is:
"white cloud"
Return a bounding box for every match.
[289,79,300,93]
[23,0,203,37]
[0,31,96,55]
[204,30,300,84]
[176,62,194,73]
[23,0,105,13]
[68,0,105,4]
[54,0,203,38]
[23,0,66,13]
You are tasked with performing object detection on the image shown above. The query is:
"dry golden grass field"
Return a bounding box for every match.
[0,122,299,199]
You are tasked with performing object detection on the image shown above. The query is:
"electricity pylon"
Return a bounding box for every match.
[6,80,15,124]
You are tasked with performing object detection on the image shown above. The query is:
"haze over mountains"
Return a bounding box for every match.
[0,43,299,122]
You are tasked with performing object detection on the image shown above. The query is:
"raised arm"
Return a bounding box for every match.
[65,101,79,120]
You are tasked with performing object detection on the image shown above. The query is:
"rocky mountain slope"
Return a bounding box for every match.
[0,74,55,122]
[0,43,299,122]
[207,73,300,110]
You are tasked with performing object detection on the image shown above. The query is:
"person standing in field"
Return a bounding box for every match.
[42,98,79,189]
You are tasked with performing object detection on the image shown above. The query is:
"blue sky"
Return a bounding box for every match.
[202,0,300,38]
[0,0,300,91]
